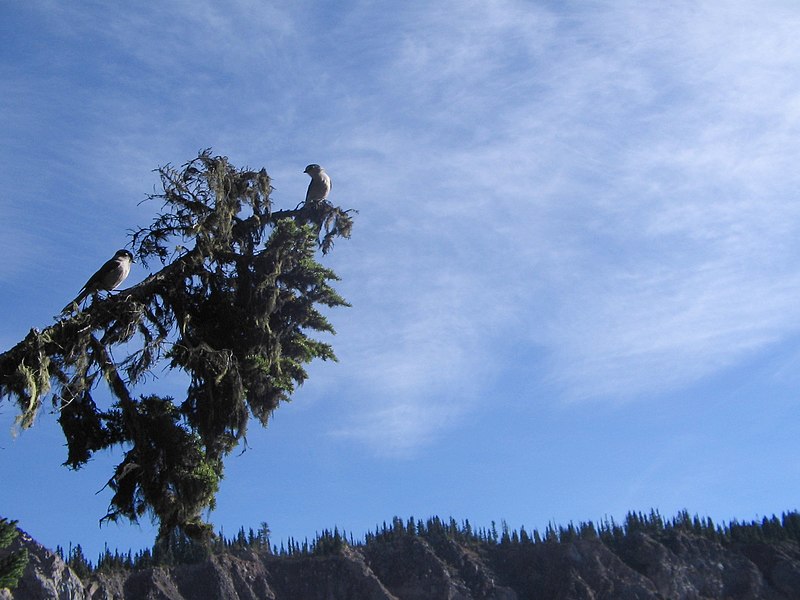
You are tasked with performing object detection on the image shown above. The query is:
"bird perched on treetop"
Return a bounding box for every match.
[304,164,331,203]
[62,249,134,312]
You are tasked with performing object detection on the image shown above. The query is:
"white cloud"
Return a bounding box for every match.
[320,0,800,447]
[331,399,465,457]
[6,0,800,455]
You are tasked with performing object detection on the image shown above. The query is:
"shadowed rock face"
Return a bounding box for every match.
[5,528,800,600]
[0,531,85,600]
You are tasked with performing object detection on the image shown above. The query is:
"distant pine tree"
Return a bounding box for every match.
[66,544,91,580]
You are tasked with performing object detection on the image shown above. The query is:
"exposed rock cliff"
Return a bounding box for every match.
[1,531,85,600]
[5,527,800,599]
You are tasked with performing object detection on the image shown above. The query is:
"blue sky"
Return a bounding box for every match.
[2,0,800,559]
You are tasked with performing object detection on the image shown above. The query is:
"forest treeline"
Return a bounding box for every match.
[57,509,800,578]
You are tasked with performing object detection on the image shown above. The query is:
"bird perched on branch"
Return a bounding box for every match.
[304,164,331,203]
[62,249,134,312]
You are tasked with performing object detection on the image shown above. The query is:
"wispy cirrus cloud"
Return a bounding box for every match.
[5,0,800,454]
[315,0,800,448]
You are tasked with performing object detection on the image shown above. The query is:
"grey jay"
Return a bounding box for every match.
[304,164,331,203]
[62,249,134,312]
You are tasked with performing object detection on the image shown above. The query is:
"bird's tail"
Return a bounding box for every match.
[61,289,89,314]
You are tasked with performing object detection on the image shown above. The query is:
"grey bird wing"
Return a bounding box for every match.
[85,257,125,291]
[61,257,126,312]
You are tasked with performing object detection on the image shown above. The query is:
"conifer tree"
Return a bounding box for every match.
[0,151,354,546]
[0,518,28,591]
[66,544,91,579]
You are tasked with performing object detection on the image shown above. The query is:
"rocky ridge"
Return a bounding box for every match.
[4,526,800,599]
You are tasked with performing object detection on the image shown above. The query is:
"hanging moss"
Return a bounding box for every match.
[0,150,355,546]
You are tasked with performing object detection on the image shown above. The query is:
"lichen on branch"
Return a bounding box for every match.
[0,150,354,544]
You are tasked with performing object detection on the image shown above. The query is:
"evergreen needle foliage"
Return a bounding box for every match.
[0,151,354,547]
[0,518,28,591]
[61,509,800,576]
